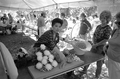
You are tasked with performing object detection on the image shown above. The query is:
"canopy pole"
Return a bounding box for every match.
[52,0,58,9]
[22,0,33,11]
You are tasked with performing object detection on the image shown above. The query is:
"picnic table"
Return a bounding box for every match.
[28,51,104,79]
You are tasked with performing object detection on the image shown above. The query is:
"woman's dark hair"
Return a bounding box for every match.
[100,10,112,24]
[51,18,63,27]
[81,13,86,17]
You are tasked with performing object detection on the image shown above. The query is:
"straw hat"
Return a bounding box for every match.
[73,40,92,51]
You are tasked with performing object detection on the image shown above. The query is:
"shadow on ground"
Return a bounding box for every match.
[0,33,36,54]
[0,33,36,79]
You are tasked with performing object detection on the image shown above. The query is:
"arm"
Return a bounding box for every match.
[65,19,68,27]
[89,23,92,31]
[52,46,67,68]
[85,20,92,32]
[95,39,108,46]
[52,47,66,60]
[103,44,109,54]
[45,20,50,24]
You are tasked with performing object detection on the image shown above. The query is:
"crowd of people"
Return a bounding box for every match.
[0,13,20,34]
[33,10,120,79]
[1,9,120,79]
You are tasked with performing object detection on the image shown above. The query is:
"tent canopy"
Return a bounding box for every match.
[0,0,119,16]
[0,0,95,10]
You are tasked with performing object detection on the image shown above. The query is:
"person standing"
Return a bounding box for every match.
[79,11,112,79]
[8,13,13,24]
[59,13,68,37]
[91,10,112,79]
[37,12,46,37]
[60,13,68,31]
[103,12,120,79]
[79,13,92,40]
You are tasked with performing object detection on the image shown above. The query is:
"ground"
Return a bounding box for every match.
[0,32,109,79]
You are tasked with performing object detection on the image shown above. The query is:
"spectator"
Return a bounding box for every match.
[60,13,68,32]
[80,11,112,79]
[20,15,26,32]
[37,12,46,37]
[79,13,92,40]
[8,13,13,24]
[91,10,112,79]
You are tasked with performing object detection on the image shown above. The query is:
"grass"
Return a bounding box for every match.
[0,32,35,79]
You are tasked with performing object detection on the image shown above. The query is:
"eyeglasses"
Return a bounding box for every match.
[115,21,120,25]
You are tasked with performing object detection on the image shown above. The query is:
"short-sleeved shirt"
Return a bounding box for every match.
[93,25,112,44]
[33,30,59,50]
[37,17,45,28]
[79,19,91,35]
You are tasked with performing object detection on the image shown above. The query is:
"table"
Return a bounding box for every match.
[28,60,84,79]
[28,51,104,79]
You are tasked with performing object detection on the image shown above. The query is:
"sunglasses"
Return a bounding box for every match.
[115,21,120,25]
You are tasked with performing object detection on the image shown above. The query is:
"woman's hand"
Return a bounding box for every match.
[59,58,67,68]
[103,44,108,54]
